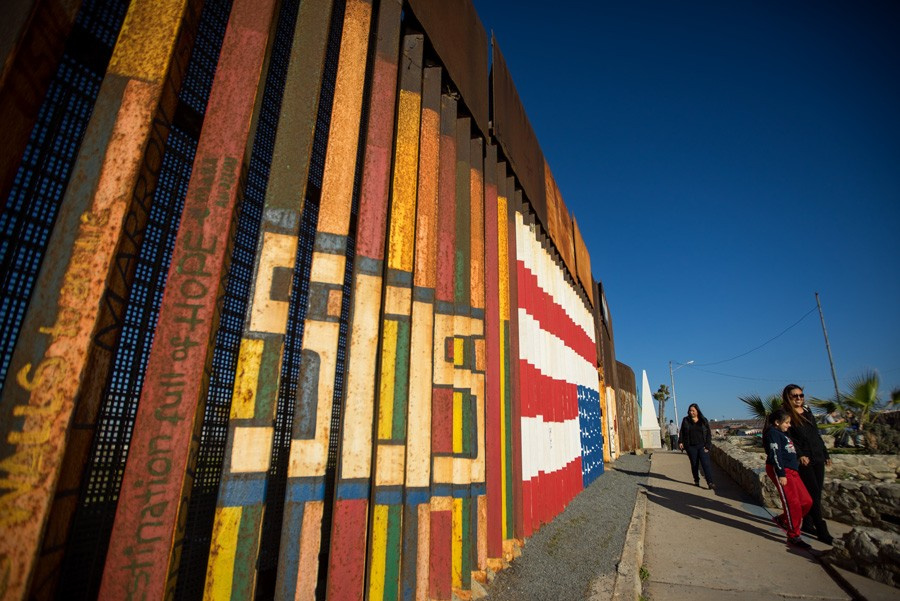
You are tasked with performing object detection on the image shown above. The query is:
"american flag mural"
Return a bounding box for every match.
[514,206,603,536]
[0,1,640,599]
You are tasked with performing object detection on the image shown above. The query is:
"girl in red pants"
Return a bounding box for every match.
[764,409,813,549]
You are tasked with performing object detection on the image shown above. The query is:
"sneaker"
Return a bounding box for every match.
[787,536,812,550]
[773,515,789,533]
[707,482,715,490]
[818,532,834,545]
[694,481,700,487]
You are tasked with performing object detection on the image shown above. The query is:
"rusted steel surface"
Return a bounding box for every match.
[97,0,277,597]
[402,63,442,601]
[0,0,80,210]
[29,1,203,598]
[202,1,333,598]
[490,36,547,230]
[367,31,423,601]
[542,161,576,286]
[495,162,516,547]
[482,142,503,561]
[468,135,488,576]
[405,0,489,139]
[615,361,638,453]
[0,1,190,598]
[273,1,373,597]
[324,1,402,599]
[429,93,458,601]
[507,186,524,541]
[573,218,594,307]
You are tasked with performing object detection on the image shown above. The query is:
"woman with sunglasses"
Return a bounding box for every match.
[781,384,834,544]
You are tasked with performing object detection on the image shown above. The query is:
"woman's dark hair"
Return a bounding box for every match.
[687,403,707,423]
[781,383,810,425]
[766,408,790,432]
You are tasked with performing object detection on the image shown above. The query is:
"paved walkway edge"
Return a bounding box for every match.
[611,487,648,601]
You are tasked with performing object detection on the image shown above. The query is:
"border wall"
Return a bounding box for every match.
[0,1,637,599]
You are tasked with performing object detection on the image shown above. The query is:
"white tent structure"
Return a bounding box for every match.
[639,370,662,449]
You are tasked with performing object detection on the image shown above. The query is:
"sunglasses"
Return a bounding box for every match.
[790,393,805,399]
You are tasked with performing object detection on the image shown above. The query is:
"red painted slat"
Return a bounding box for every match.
[98,0,277,597]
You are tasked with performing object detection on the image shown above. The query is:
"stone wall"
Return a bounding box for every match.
[827,527,900,588]
[711,437,900,589]
[709,438,778,507]
[822,480,900,533]
[711,437,900,521]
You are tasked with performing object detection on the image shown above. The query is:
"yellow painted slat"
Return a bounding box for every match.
[452,391,463,454]
[377,320,398,440]
[387,89,422,273]
[108,0,188,82]
[203,506,241,601]
[368,504,389,601]
[451,497,462,589]
[230,338,264,419]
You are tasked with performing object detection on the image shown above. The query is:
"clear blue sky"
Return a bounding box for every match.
[471,0,900,422]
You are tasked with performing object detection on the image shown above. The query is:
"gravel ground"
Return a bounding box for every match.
[485,453,651,601]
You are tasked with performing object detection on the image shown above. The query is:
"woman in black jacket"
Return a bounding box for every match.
[782,384,833,544]
[678,403,715,489]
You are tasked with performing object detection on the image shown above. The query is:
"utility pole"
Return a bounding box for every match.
[816,292,841,403]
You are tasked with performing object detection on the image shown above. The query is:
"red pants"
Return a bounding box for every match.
[766,464,812,538]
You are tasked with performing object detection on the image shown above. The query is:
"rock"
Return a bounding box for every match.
[827,527,900,588]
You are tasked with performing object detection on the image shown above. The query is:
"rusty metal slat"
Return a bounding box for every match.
[428,92,457,601]
[323,0,402,598]
[404,0,489,139]
[482,142,503,562]
[28,1,205,598]
[400,62,443,601]
[272,1,374,597]
[97,0,279,597]
[365,29,424,601]
[0,1,192,599]
[201,0,334,598]
[0,0,81,211]
[507,186,525,541]
[572,217,594,307]
[490,36,547,231]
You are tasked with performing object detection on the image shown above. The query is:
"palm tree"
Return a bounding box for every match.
[738,393,782,421]
[653,384,671,445]
[840,370,880,432]
[809,370,888,449]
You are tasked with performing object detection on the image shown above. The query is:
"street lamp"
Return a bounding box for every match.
[669,360,694,428]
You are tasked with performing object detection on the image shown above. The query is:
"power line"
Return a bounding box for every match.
[692,305,818,367]
[689,365,836,383]
[688,364,900,385]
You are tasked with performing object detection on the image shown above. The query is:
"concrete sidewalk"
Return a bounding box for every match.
[641,450,897,601]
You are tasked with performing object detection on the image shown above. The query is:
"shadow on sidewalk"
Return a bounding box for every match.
[643,483,786,544]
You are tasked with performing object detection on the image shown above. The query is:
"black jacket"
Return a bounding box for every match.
[763,428,800,477]
[786,406,829,464]
[679,416,711,450]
